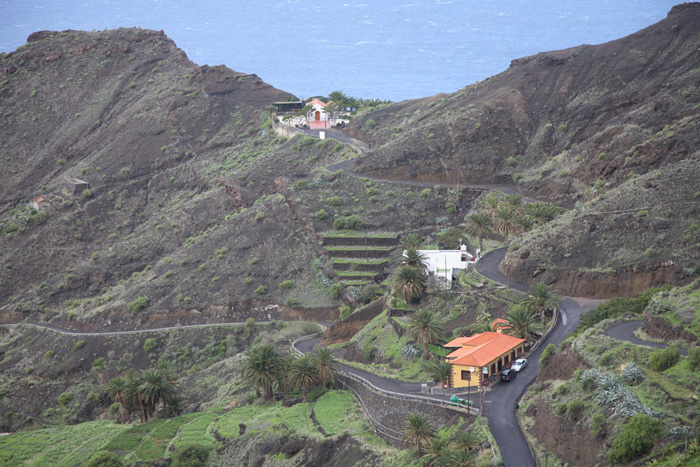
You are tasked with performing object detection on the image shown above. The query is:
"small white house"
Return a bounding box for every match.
[412,245,478,290]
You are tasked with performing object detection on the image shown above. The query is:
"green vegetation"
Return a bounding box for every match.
[608,414,662,464]
[128,296,150,315]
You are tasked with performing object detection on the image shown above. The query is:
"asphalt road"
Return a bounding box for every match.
[605,320,689,355]
[475,248,603,466]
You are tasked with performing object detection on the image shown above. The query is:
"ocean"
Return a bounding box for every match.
[0,0,678,101]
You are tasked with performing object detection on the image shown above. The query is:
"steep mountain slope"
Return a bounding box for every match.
[344,3,700,296]
[0,28,480,329]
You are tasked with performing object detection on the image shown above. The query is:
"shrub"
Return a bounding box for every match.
[365,119,377,129]
[688,347,700,367]
[279,280,295,290]
[539,344,556,367]
[567,399,585,420]
[128,296,150,315]
[339,306,352,319]
[82,189,92,199]
[575,297,645,335]
[58,392,73,405]
[445,202,457,214]
[366,187,381,196]
[84,450,123,467]
[346,215,363,230]
[621,363,643,385]
[44,350,54,360]
[254,286,267,295]
[608,414,662,465]
[314,209,329,221]
[649,345,680,371]
[329,283,344,300]
[512,173,523,183]
[333,217,347,230]
[326,196,342,206]
[92,357,105,369]
[171,444,210,467]
[420,188,432,198]
[73,340,85,351]
[143,338,158,352]
[254,211,264,222]
[590,413,606,438]
[285,297,302,307]
[245,317,255,327]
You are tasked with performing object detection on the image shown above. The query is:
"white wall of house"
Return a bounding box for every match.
[413,248,476,289]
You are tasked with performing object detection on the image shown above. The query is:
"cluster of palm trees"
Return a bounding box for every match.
[241,344,339,403]
[464,191,564,248]
[105,365,182,424]
[403,413,482,465]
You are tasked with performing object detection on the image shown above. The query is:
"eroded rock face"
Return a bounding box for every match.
[529,400,607,467]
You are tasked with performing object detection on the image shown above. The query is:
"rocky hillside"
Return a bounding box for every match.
[344,3,700,297]
[0,28,482,330]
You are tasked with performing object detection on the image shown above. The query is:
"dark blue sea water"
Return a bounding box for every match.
[0,0,678,101]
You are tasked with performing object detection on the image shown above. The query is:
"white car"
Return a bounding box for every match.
[511,358,528,372]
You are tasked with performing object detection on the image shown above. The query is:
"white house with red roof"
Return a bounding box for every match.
[306,98,333,129]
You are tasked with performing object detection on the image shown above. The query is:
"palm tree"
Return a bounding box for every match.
[427,436,450,461]
[277,355,295,399]
[516,215,537,234]
[242,344,283,401]
[526,202,565,225]
[425,359,451,386]
[521,282,562,324]
[168,394,186,417]
[390,265,426,303]
[105,376,129,423]
[493,205,519,244]
[464,212,492,253]
[311,347,339,388]
[435,448,478,467]
[402,413,436,457]
[497,305,541,341]
[400,248,428,269]
[481,191,503,222]
[125,370,148,423]
[407,309,444,360]
[139,367,178,420]
[289,355,318,402]
[452,429,480,453]
[503,194,525,214]
[400,233,424,250]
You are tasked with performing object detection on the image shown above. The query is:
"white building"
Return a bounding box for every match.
[414,245,478,290]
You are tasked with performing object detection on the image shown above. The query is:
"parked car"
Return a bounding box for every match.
[511,358,528,372]
[500,368,517,382]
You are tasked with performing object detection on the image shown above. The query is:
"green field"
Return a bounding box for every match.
[0,390,395,466]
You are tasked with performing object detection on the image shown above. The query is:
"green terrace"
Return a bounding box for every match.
[325,245,393,251]
[335,270,379,278]
[340,279,375,287]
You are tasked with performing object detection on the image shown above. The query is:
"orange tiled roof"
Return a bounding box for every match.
[308,98,328,107]
[445,332,525,367]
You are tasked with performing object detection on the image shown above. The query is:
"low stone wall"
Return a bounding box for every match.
[336,373,471,447]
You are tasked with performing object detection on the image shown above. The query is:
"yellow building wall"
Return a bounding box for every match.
[450,363,481,389]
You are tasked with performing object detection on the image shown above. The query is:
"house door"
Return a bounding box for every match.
[315,111,321,121]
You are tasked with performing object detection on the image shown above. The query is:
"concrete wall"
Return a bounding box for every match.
[272,122,303,139]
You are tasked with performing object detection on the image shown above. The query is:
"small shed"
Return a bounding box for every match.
[64,177,90,195]
[273,101,304,114]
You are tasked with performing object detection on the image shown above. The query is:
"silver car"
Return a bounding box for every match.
[511,358,528,372]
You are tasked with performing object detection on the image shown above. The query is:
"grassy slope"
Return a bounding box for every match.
[0,391,407,466]
[519,280,700,466]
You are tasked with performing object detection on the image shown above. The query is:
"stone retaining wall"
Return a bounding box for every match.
[322,236,398,247]
[336,373,470,447]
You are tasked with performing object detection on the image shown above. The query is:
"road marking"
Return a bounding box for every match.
[561,309,567,326]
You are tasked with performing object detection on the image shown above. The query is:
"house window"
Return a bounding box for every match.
[461,370,471,381]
